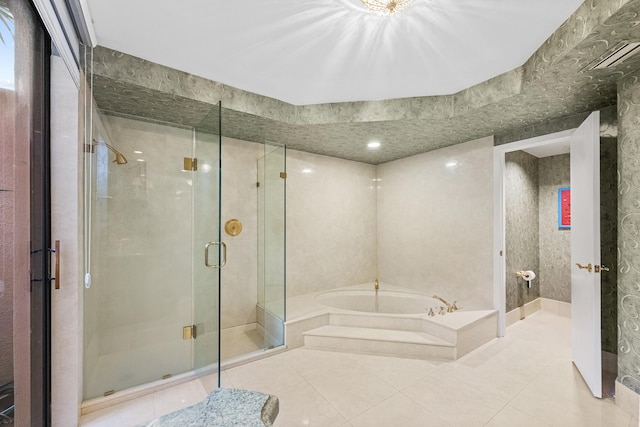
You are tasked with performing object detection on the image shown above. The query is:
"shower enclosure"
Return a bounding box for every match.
[82,70,286,400]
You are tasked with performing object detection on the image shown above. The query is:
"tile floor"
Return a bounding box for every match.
[80,310,633,426]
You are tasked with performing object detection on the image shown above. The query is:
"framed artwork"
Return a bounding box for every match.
[558,187,570,229]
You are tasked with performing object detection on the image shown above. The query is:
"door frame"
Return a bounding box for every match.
[493,129,574,337]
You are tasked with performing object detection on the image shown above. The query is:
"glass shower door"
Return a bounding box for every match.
[193,105,222,383]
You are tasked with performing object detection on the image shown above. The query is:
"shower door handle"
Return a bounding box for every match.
[205,241,227,268]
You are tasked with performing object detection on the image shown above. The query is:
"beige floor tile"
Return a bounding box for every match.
[79,393,155,427]
[219,370,234,388]
[402,370,505,427]
[440,359,531,404]
[282,347,363,379]
[305,363,397,420]
[484,405,552,427]
[272,382,347,427]
[510,360,632,427]
[350,393,451,427]
[224,353,305,395]
[356,353,439,390]
[152,379,208,418]
[200,372,220,393]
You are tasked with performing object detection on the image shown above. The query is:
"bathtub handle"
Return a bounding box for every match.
[205,241,227,268]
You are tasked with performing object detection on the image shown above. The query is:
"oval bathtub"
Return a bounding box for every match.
[314,289,442,315]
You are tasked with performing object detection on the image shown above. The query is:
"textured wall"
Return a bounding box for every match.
[538,154,571,303]
[377,136,494,309]
[505,151,540,313]
[0,88,14,385]
[86,0,640,165]
[617,68,640,393]
[286,150,377,297]
[600,137,618,355]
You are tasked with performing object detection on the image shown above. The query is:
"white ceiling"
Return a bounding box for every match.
[84,0,584,106]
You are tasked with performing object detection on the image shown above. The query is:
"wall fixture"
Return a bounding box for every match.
[360,0,413,16]
[225,218,243,236]
[88,138,128,165]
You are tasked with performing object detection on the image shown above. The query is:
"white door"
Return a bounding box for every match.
[570,111,602,398]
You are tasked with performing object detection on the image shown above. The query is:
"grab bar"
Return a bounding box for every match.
[204,241,227,268]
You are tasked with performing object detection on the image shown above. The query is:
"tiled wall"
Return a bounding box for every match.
[538,154,571,304]
[505,151,540,313]
[286,150,377,297]
[617,68,640,393]
[376,136,494,309]
[219,137,265,329]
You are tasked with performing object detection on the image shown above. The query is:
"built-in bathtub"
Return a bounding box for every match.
[315,289,442,315]
[285,284,498,360]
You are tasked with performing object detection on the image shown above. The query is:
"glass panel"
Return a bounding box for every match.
[258,143,286,349]
[0,2,16,424]
[193,104,221,381]
[1,0,50,423]
[82,108,197,398]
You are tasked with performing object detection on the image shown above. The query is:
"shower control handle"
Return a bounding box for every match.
[205,241,227,268]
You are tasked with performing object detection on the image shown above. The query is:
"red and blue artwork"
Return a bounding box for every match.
[558,187,570,229]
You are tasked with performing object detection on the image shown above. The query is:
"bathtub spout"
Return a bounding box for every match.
[433,295,458,313]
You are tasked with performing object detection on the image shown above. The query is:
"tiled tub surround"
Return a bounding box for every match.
[377,136,494,310]
[286,149,377,297]
[285,283,498,361]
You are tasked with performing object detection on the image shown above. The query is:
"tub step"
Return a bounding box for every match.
[303,325,456,360]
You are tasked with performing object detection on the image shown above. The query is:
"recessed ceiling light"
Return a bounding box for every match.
[136,159,145,162]
[302,168,313,174]
[368,141,381,149]
[445,161,458,167]
[134,150,143,154]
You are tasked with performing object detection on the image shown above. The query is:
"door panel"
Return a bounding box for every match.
[570,111,602,398]
[193,104,222,382]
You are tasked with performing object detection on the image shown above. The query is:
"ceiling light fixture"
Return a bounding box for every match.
[360,0,413,16]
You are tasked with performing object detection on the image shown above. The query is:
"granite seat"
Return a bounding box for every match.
[140,388,279,427]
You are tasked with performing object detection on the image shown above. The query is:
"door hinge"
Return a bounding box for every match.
[183,157,198,171]
[280,172,287,179]
[183,324,197,340]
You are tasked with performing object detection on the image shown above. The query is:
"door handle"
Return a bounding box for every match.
[50,240,60,289]
[576,262,592,273]
[204,241,227,268]
[594,265,610,273]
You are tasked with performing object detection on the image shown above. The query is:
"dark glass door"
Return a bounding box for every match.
[0,0,51,425]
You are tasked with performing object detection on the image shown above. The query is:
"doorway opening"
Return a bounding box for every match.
[493,112,618,398]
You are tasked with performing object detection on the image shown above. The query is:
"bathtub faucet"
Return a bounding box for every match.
[433,295,458,313]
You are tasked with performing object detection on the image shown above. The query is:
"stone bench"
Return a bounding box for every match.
[141,388,279,426]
